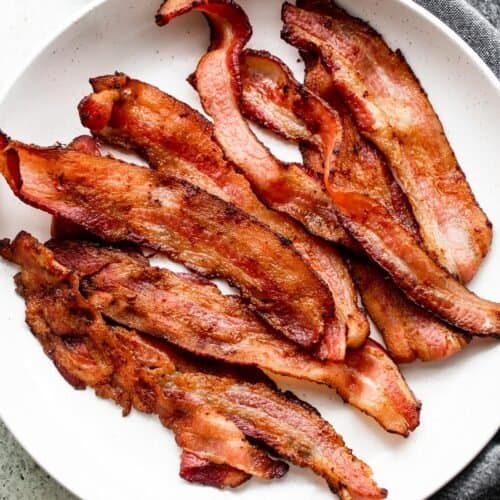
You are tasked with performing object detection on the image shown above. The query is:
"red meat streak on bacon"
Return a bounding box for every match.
[180,451,250,488]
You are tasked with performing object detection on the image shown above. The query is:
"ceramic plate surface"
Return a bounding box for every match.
[0,1,499,499]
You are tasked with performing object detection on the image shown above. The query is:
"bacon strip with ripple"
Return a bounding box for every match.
[331,192,500,338]
[1,232,387,499]
[0,133,336,349]
[155,0,353,247]
[239,49,468,362]
[0,231,287,483]
[78,73,370,355]
[281,0,492,284]
[48,239,420,435]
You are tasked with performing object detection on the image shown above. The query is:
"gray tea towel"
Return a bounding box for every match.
[415,5,500,500]
[417,0,500,77]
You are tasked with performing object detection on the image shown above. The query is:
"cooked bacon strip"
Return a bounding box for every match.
[282,0,492,284]
[240,50,468,362]
[79,74,370,355]
[49,239,420,435]
[349,259,469,363]
[155,0,352,247]
[330,192,500,337]
[179,452,250,488]
[1,232,387,499]
[0,231,286,482]
[0,134,337,349]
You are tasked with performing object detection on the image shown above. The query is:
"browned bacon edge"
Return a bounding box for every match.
[155,0,354,247]
[0,131,337,350]
[330,192,500,338]
[78,73,371,355]
[0,231,387,499]
[239,49,468,362]
[282,0,492,284]
[180,451,250,488]
[48,238,420,435]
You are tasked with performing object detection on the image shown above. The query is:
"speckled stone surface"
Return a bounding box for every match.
[0,424,74,500]
[0,1,498,500]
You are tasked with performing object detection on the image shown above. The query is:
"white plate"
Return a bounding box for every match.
[0,1,499,499]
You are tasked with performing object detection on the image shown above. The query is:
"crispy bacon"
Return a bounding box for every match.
[299,56,419,236]
[282,0,492,284]
[1,232,387,499]
[0,231,287,482]
[331,191,500,338]
[349,259,469,363]
[240,50,468,362]
[155,0,353,247]
[179,451,250,488]
[48,239,420,435]
[78,73,370,355]
[0,133,337,349]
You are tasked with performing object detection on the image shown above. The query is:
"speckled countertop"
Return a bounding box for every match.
[0,1,499,499]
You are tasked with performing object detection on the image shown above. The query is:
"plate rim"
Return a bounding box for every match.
[0,0,498,499]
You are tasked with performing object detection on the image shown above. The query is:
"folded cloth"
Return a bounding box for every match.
[416,0,500,76]
[415,4,499,498]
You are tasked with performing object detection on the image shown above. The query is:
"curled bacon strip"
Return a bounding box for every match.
[282,0,492,284]
[49,239,420,435]
[239,49,468,362]
[0,133,337,349]
[239,49,411,229]
[155,0,352,247]
[78,73,370,355]
[1,232,387,499]
[240,50,339,181]
[331,191,500,338]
